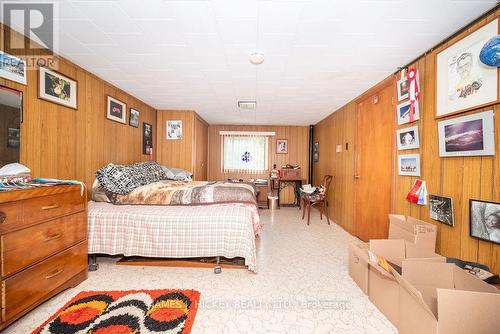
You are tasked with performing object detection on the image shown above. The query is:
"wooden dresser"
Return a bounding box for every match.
[0,185,88,330]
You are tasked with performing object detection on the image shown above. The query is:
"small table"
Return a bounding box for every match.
[272,178,303,207]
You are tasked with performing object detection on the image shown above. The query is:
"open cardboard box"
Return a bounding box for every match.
[367,239,445,327]
[393,260,500,334]
[348,242,370,294]
[389,214,437,252]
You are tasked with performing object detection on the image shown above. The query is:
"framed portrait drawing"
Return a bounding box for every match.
[313,142,319,162]
[39,67,77,109]
[166,120,183,140]
[129,108,139,128]
[0,51,26,85]
[143,122,153,155]
[398,154,420,176]
[436,19,498,118]
[106,96,126,124]
[396,126,420,150]
[429,195,454,226]
[396,77,409,102]
[276,139,288,154]
[397,100,420,125]
[470,199,500,245]
[437,110,495,157]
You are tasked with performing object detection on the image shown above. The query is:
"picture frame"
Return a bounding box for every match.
[276,139,288,154]
[106,96,126,124]
[429,195,454,226]
[7,127,20,148]
[396,77,409,102]
[143,122,153,155]
[436,19,499,118]
[398,154,420,176]
[396,99,420,125]
[129,108,139,128]
[313,142,319,162]
[469,199,500,245]
[396,125,420,150]
[166,120,183,140]
[0,51,27,85]
[437,110,495,157]
[38,67,77,109]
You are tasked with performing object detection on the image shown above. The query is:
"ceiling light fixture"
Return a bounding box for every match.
[238,101,257,110]
[249,52,264,65]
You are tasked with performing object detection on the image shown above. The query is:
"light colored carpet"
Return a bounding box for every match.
[6,208,395,334]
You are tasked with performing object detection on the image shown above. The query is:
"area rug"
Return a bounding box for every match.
[32,289,200,334]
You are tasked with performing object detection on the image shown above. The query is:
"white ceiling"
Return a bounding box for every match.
[5,0,498,125]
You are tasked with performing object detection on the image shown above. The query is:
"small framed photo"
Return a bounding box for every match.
[166,120,183,140]
[7,127,20,148]
[276,139,288,154]
[396,77,409,102]
[396,126,420,150]
[313,142,319,162]
[429,195,454,226]
[129,108,139,128]
[143,122,153,154]
[470,199,500,245]
[0,51,27,85]
[398,154,420,176]
[106,96,126,124]
[438,110,495,157]
[397,100,420,125]
[38,67,78,109]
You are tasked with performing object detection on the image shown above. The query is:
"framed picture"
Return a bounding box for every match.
[470,199,500,245]
[396,77,410,102]
[166,120,183,140]
[143,122,153,155]
[396,125,420,150]
[106,96,126,124]
[436,19,499,118]
[397,100,420,125]
[276,139,288,154]
[0,51,26,85]
[398,154,420,176]
[38,67,77,109]
[429,195,454,226]
[438,110,495,157]
[129,108,139,128]
[7,127,19,148]
[313,142,319,162]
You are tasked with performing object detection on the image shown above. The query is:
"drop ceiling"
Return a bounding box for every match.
[5,0,498,125]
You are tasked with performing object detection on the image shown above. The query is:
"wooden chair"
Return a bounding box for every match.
[300,175,333,225]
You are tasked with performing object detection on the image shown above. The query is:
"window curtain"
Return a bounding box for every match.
[222,135,269,173]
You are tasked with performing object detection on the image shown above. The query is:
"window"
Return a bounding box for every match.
[221,132,272,173]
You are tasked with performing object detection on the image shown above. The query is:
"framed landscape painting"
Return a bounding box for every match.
[129,108,139,128]
[39,67,77,109]
[106,96,126,124]
[398,154,420,176]
[397,100,420,125]
[436,19,498,117]
[0,51,26,85]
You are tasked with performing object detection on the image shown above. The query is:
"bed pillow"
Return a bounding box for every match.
[162,166,193,181]
[90,178,111,202]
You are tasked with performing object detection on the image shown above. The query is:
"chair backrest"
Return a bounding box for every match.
[321,175,333,197]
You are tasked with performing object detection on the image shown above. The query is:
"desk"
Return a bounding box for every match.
[272,178,303,207]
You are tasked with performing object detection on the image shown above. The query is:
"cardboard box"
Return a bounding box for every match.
[367,239,445,327]
[348,242,369,294]
[393,261,500,334]
[389,214,437,251]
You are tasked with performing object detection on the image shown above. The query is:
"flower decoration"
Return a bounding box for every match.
[241,151,252,163]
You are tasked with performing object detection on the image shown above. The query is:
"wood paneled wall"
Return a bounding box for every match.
[208,125,310,204]
[0,24,157,190]
[314,10,500,273]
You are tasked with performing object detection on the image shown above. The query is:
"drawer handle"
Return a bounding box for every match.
[45,233,62,241]
[0,211,6,224]
[45,268,64,279]
[41,204,60,210]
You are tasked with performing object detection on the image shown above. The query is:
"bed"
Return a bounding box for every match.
[88,178,262,272]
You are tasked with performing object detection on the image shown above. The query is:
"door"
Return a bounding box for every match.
[194,117,208,180]
[354,83,395,241]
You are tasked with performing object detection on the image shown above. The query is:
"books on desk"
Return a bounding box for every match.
[251,178,268,185]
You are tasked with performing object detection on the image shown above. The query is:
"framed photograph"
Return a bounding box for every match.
[166,120,183,140]
[470,199,500,245]
[429,195,454,226]
[438,110,495,157]
[396,126,420,150]
[313,142,319,162]
[129,108,139,128]
[0,51,26,85]
[436,19,499,118]
[106,96,126,124]
[143,122,153,155]
[7,127,20,148]
[38,67,77,109]
[397,100,420,125]
[276,139,288,154]
[396,77,409,102]
[398,154,420,176]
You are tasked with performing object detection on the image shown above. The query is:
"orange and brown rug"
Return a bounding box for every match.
[33,289,200,334]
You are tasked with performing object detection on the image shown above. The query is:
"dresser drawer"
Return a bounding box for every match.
[2,242,87,322]
[0,202,22,233]
[1,212,87,277]
[23,190,85,226]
